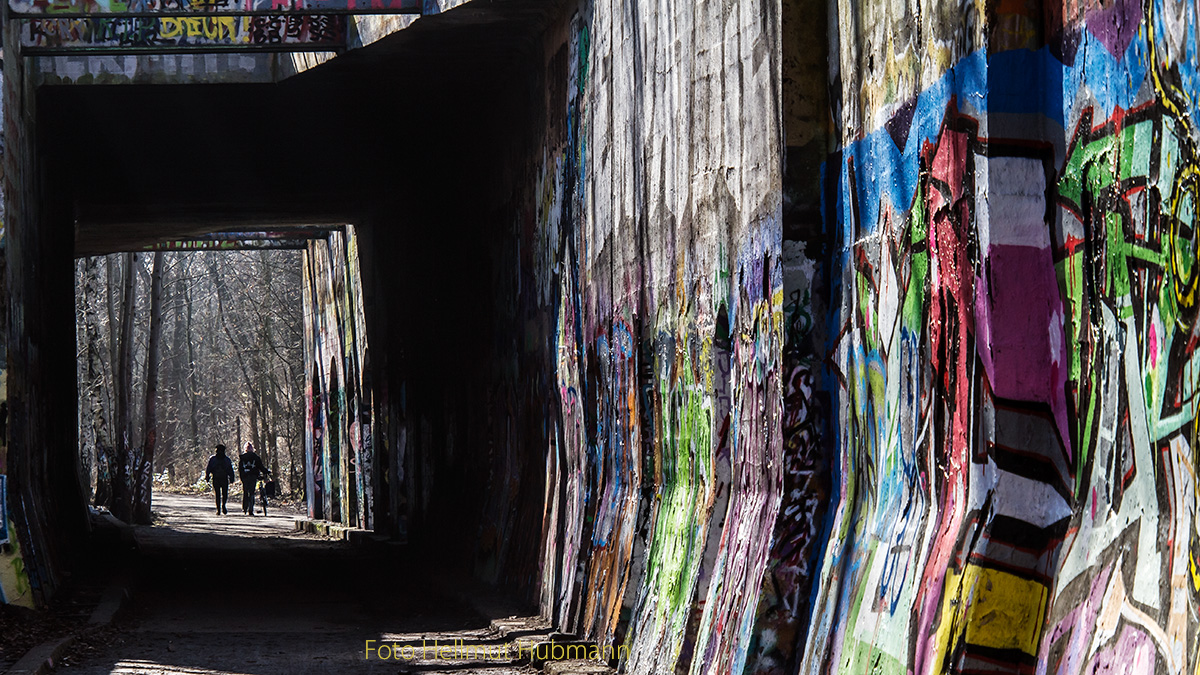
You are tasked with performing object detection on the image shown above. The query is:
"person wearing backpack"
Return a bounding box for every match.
[238,442,270,515]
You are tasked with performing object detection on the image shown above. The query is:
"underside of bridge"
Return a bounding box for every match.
[18,0,573,599]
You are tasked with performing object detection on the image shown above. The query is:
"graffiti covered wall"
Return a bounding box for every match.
[0,375,35,608]
[0,52,32,609]
[505,1,785,672]
[1,9,81,605]
[23,15,347,51]
[286,2,1200,673]
[803,0,1200,673]
[302,226,373,531]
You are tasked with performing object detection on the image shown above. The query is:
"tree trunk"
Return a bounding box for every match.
[106,255,119,434]
[134,252,165,524]
[112,252,136,522]
[185,271,201,480]
[291,360,304,497]
[169,268,188,485]
[81,257,113,507]
[250,389,260,455]
[154,277,173,478]
[259,251,275,472]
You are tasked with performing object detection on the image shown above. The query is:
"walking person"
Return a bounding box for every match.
[204,444,235,515]
[238,442,270,515]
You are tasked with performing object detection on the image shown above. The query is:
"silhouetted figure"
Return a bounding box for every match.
[238,442,270,515]
[260,476,277,516]
[205,444,235,515]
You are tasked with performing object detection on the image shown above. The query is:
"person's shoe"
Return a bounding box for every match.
[216,509,221,515]
[223,508,228,514]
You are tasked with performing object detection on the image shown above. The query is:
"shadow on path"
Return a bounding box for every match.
[57,492,539,674]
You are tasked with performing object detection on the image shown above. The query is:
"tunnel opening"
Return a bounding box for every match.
[15,0,572,622]
[74,245,311,528]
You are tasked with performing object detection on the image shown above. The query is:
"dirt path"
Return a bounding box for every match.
[55,491,539,675]
[137,491,313,547]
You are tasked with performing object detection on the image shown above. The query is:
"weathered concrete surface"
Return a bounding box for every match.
[512,3,784,674]
[5,634,76,675]
[804,1,1200,674]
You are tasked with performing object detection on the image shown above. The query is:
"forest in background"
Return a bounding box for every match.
[74,250,305,524]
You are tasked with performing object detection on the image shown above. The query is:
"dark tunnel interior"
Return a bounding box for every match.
[33,0,572,601]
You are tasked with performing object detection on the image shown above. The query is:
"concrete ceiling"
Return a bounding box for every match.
[36,0,567,256]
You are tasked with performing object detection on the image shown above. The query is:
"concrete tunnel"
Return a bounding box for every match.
[24,0,572,585]
[0,0,840,667]
[12,0,1200,673]
[7,2,833,670]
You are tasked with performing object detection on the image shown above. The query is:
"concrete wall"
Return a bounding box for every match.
[302,227,373,530]
[32,54,279,86]
[494,0,1200,672]
[2,16,87,608]
[0,35,35,609]
[804,0,1200,673]
[505,1,785,672]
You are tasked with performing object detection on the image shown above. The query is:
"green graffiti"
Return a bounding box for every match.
[627,325,715,670]
[1055,109,1200,496]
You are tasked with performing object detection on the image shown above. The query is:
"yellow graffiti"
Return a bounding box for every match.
[932,564,1049,660]
[158,15,242,42]
[1169,164,1200,310]
[0,522,34,608]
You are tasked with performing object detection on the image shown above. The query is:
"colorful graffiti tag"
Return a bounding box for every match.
[0,475,35,607]
[23,14,346,51]
[10,0,416,15]
[302,226,372,531]
[799,0,1200,673]
[526,2,785,673]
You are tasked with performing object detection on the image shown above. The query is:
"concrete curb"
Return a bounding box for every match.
[88,581,131,626]
[5,579,132,675]
[293,518,373,544]
[5,634,77,675]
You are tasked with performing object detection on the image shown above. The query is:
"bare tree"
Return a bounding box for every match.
[133,252,165,524]
[111,252,136,522]
[76,249,305,516]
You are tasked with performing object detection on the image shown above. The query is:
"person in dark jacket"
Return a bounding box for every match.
[238,442,270,515]
[204,444,236,515]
